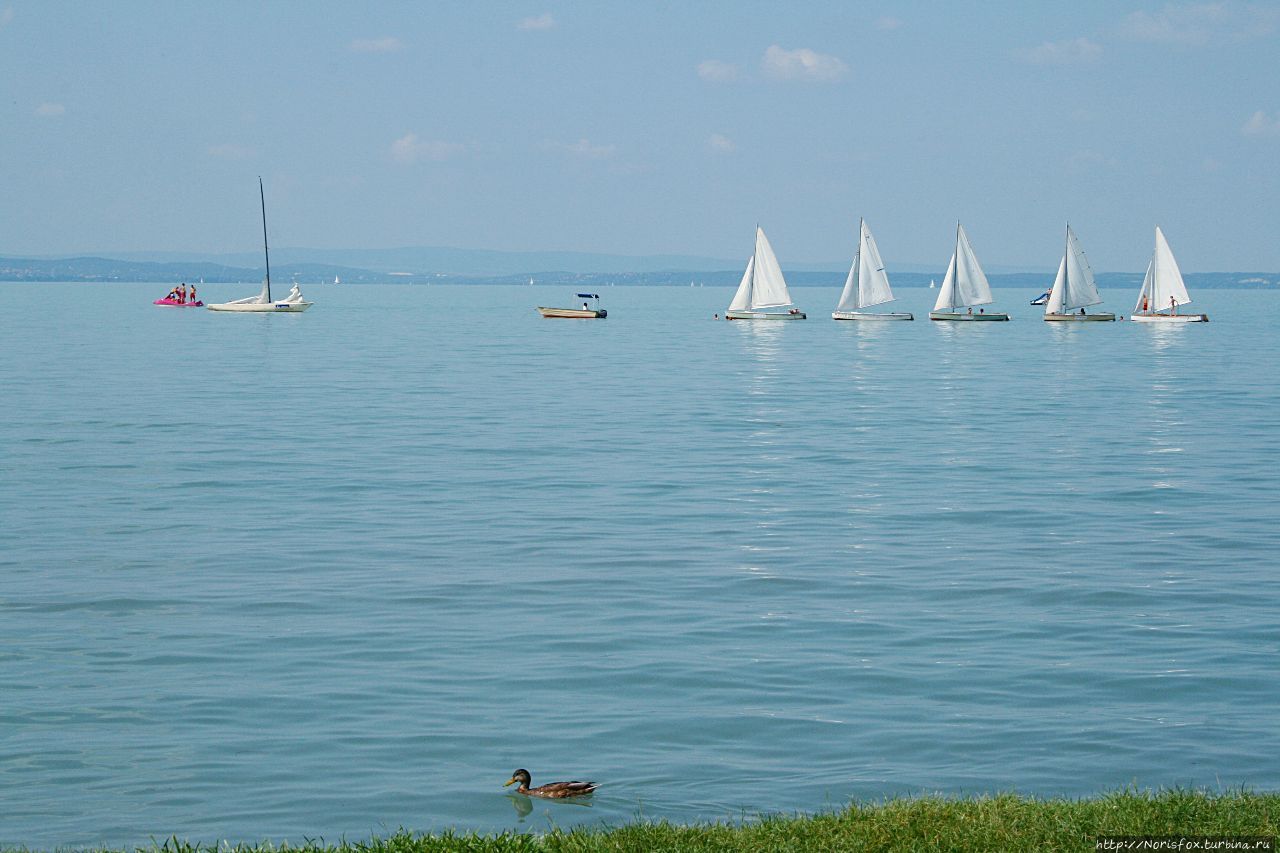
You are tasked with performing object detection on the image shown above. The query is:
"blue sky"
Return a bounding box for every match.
[2,1,1278,271]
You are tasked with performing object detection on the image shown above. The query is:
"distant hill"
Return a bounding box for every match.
[0,254,1275,289]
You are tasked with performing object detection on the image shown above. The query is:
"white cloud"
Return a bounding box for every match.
[1242,110,1280,137]
[708,133,736,153]
[35,102,65,117]
[697,59,739,82]
[518,13,555,31]
[391,133,465,164]
[208,143,255,160]
[559,138,616,159]
[351,36,404,53]
[1016,37,1103,65]
[1066,150,1118,171]
[875,15,903,31]
[1119,2,1278,45]
[761,45,848,82]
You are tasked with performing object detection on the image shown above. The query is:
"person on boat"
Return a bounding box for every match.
[178,283,187,303]
[967,307,973,315]
[713,313,719,320]
[1080,308,1086,315]
[1142,294,1149,312]
[1170,296,1178,315]
[583,301,589,310]
[189,284,197,304]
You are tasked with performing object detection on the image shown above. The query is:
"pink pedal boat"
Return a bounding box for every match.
[154,297,204,307]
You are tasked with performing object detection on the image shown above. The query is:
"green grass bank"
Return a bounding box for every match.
[13,790,1279,853]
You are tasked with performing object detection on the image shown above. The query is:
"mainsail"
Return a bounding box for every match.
[1134,227,1191,313]
[1046,224,1102,314]
[933,224,993,311]
[836,219,894,311]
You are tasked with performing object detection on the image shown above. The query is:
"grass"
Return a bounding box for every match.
[13,789,1279,853]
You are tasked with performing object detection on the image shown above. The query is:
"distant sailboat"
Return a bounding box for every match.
[726,226,805,320]
[929,223,1009,321]
[1131,227,1208,322]
[929,279,936,288]
[207,178,312,313]
[334,275,340,284]
[1044,225,1115,321]
[832,219,912,320]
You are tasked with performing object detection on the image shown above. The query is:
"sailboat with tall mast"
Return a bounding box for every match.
[1044,224,1115,321]
[726,226,805,319]
[1130,227,1207,322]
[207,178,312,313]
[928,223,1009,321]
[832,219,912,320]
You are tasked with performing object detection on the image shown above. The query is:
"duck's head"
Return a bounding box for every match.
[504,769,531,788]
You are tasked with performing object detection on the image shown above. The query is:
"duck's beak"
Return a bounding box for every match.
[503,777,516,787]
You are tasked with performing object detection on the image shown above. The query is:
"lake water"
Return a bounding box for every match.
[2,282,1277,847]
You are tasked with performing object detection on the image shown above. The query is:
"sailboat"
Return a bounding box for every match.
[726,226,805,319]
[832,219,912,320]
[207,178,312,313]
[1044,224,1115,321]
[1131,227,1208,322]
[929,223,1009,321]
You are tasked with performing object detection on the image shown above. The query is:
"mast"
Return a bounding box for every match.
[854,217,864,308]
[259,176,271,302]
[953,221,961,310]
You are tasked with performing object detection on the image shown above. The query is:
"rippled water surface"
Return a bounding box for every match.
[2,282,1277,847]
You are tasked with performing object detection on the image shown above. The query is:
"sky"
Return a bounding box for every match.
[2,1,1278,272]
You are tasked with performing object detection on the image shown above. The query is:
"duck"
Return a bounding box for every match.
[503,768,598,798]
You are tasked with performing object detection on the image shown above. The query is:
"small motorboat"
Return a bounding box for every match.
[154,297,204,307]
[537,293,607,318]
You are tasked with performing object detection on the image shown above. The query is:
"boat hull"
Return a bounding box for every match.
[1044,312,1116,322]
[206,301,312,312]
[1130,313,1208,323]
[154,299,204,307]
[537,307,606,318]
[832,311,913,321]
[928,311,1010,321]
[726,310,806,320]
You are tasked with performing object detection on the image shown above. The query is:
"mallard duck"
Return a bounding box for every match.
[503,768,597,798]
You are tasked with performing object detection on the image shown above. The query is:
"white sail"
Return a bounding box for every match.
[1048,225,1102,314]
[1045,256,1068,315]
[728,254,754,311]
[836,219,894,311]
[953,224,993,308]
[1135,226,1191,313]
[728,227,794,311]
[933,253,958,311]
[934,224,992,311]
[749,227,792,308]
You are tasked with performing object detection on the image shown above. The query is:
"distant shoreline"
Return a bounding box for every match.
[0,268,1276,289]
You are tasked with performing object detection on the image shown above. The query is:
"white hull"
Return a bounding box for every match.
[726,309,806,320]
[207,301,312,312]
[832,310,913,321]
[1044,312,1115,322]
[1130,312,1208,323]
[537,306,606,319]
[929,311,1009,322]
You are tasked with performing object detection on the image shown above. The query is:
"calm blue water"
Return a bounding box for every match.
[2,282,1277,847]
